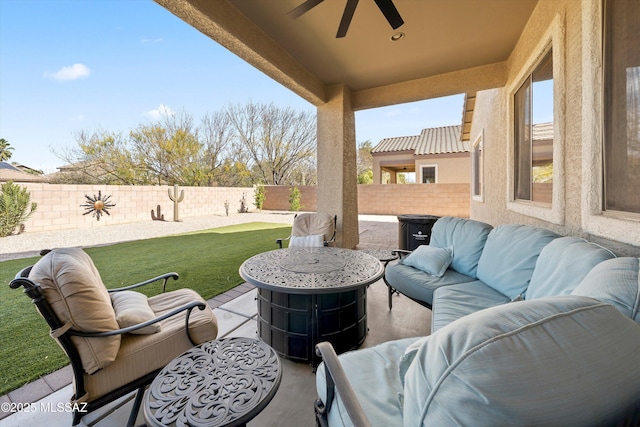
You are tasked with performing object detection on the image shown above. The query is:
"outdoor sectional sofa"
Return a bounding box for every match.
[314,217,640,426]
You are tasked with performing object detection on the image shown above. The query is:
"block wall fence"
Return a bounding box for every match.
[12,182,470,234]
[262,184,470,217]
[17,183,254,233]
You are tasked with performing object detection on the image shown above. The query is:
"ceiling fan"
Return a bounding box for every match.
[288,0,404,39]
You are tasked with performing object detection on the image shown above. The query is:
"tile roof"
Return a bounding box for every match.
[372,125,469,155]
[532,122,553,140]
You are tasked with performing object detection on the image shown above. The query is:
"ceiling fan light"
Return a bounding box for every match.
[390,32,405,41]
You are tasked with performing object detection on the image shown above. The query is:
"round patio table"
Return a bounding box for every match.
[143,337,281,427]
[239,247,384,364]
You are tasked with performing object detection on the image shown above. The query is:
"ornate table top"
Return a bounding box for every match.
[240,247,384,294]
[144,337,281,427]
[358,248,398,263]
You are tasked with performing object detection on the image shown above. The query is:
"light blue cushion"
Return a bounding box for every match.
[430,281,511,333]
[316,337,419,427]
[403,296,640,426]
[476,224,558,299]
[402,245,453,277]
[385,262,476,307]
[526,237,615,299]
[429,216,493,278]
[571,257,640,323]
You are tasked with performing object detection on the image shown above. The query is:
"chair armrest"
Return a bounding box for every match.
[276,237,290,249]
[315,342,372,427]
[324,215,338,247]
[108,272,179,293]
[68,301,206,345]
[392,249,412,260]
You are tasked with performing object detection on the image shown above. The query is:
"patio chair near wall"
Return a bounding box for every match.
[10,247,218,427]
[276,212,337,248]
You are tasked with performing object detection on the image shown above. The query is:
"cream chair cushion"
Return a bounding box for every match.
[84,288,218,401]
[292,213,334,242]
[28,248,120,374]
[110,291,161,335]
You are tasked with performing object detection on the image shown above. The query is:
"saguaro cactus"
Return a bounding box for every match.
[168,184,184,222]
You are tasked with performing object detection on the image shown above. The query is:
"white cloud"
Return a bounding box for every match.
[144,104,176,120]
[141,37,164,44]
[45,64,91,81]
[70,114,85,122]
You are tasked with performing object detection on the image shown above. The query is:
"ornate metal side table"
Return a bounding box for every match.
[239,247,384,364]
[143,337,281,427]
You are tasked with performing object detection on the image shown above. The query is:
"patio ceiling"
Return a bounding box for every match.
[154,0,539,110]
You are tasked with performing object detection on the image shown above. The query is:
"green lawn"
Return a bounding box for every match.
[0,222,290,396]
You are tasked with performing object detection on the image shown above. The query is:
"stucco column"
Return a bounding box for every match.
[317,84,359,248]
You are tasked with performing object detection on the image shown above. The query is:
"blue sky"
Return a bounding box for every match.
[0,0,464,173]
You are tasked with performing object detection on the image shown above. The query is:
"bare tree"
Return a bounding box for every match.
[200,111,237,185]
[226,102,316,185]
[55,103,317,187]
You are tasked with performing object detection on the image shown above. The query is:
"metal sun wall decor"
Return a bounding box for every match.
[81,190,115,221]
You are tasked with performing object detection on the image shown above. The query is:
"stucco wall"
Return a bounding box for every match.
[469,0,640,256]
[373,152,470,184]
[415,154,470,184]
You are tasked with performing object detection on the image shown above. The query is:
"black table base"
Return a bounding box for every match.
[257,287,367,364]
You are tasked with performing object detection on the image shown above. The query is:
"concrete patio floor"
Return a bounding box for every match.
[0,216,432,426]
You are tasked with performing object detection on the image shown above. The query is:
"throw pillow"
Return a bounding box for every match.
[289,234,324,247]
[402,245,453,277]
[111,290,161,334]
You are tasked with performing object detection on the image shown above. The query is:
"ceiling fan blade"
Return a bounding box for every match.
[336,0,359,38]
[288,0,324,19]
[373,0,404,29]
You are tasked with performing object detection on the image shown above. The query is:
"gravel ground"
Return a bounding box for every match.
[0,211,297,262]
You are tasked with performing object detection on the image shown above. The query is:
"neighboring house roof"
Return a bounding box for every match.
[11,162,44,175]
[0,162,46,182]
[0,162,21,172]
[533,122,553,140]
[372,125,469,155]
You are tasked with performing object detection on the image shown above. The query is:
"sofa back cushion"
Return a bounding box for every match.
[429,216,493,278]
[476,224,558,299]
[571,257,640,323]
[525,237,616,299]
[29,248,121,374]
[403,296,640,426]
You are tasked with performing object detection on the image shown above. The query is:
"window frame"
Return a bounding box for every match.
[506,14,565,225]
[582,0,640,246]
[420,165,437,184]
[472,130,484,202]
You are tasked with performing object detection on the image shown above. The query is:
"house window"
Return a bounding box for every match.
[422,166,436,183]
[472,132,483,201]
[514,49,554,204]
[604,0,640,215]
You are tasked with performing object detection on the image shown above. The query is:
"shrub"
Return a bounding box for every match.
[254,184,265,211]
[289,186,302,212]
[0,181,37,237]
